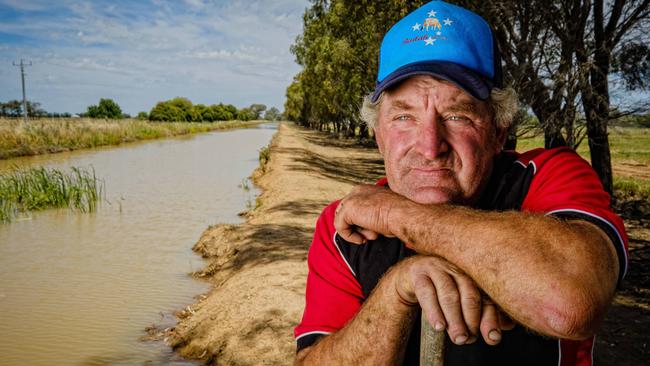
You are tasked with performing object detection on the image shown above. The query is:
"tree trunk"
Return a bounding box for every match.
[543,125,567,149]
[583,0,614,196]
[584,77,614,196]
[587,121,614,196]
[358,122,368,141]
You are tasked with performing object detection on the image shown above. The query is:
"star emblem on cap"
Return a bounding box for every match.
[443,18,453,26]
[428,10,437,17]
[412,22,421,31]
[424,37,436,45]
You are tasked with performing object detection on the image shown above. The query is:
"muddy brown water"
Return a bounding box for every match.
[0,124,277,365]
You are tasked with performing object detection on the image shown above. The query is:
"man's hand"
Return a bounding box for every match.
[394,255,514,346]
[334,184,407,244]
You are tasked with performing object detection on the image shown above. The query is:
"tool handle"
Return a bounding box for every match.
[420,315,445,366]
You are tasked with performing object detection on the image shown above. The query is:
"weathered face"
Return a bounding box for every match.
[374,76,505,205]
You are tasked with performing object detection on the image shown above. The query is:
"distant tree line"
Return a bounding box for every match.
[0,100,49,117]
[143,98,281,122]
[285,0,650,194]
[85,98,124,119]
[0,98,284,122]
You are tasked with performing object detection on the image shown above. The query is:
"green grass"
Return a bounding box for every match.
[614,177,650,201]
[515,127,650,165]
[608,127,650,165]
[0,118,264,160]
[258,145,271,172]
[0,165,103,222]
[516,127,650,200]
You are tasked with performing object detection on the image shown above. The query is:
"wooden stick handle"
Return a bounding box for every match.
[420,315,445,366]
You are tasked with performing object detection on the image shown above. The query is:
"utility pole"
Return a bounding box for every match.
[12,59,32,123]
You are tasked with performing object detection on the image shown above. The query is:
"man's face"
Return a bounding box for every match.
[374,76,505,205]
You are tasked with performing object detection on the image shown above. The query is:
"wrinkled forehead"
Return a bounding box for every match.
[381,75,489,113]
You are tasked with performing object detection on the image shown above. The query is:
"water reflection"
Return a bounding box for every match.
[0,124,277,366]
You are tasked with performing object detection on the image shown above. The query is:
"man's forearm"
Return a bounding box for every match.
[391,201,619,339]
[295,267,417,365]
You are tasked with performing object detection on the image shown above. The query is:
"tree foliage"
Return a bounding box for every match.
[264,107,282,121]
[0,100,47,118]
[457,0,650,194]
[236,108,257,121]
[149,101,186,122]
[87,98,123,119]
[249,104,267,119]
[288,0,650,194]
[288,0,426,138]
[147,98,262,122]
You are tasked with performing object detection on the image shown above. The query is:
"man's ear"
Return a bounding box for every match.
[495,126,509,153]
[373,127,385,156]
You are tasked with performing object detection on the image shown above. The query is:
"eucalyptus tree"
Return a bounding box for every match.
[459,0,650,194]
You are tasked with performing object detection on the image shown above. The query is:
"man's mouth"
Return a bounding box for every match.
[411,166,451,173]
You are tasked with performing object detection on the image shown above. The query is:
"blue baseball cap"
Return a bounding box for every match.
[372,1,502,102]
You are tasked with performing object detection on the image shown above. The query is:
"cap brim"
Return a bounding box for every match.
[371,61,493,102]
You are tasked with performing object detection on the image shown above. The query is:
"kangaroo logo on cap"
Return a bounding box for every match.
[374,1,501,102]
[404,7,455,46]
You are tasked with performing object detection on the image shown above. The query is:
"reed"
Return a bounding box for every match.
[0,118,264,160]
[0,165,103,222]
[258,146,271,172]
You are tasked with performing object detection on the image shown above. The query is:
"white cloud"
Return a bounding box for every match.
[183,0,205,10]
[0,0,54,11]
[0,0,309,113]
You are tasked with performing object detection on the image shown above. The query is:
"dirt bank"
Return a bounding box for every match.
[168,123,384,365]
[168,122,649,365]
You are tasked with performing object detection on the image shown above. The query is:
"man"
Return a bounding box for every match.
[294,1,628,365]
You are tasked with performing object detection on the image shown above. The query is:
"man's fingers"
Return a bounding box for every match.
[336,224,378,244]
[412,275,446,332]
[399,256,487,346]
[358,228,379,241]
[454,274,482,342]
[334,202,365,244]
[337,228,366,244]
[332,185,400,243]
[480,298,502,346]
[334,201,372,245]
[431,272,469,345]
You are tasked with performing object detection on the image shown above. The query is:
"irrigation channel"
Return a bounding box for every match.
[0,123,277,365]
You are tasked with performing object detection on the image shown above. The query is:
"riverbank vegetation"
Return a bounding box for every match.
[0,166,102,222]
[0,118,264,159]
[2,97,283,122]
[146,97,282,123]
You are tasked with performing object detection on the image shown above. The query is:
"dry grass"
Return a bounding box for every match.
[0,117,264,159]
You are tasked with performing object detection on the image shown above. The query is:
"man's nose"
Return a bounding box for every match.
[415,120,449,159]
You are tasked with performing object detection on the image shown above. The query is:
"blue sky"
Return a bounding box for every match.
[0,0,309,115]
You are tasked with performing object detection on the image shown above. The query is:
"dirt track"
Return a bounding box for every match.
[168,123,384,364]
[167,122,649,365]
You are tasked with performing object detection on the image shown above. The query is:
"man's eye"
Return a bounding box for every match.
[394,115,411,121]
[444,115,470,124]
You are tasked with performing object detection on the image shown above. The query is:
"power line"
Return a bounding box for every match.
[12,59,32,124]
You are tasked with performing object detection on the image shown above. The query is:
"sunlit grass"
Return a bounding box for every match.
[515,127,650,200]
[614,177,650,201]
[0,166,103,222]
[516,127,650,165]
[0,118,264,159]
[258,145,271,172]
